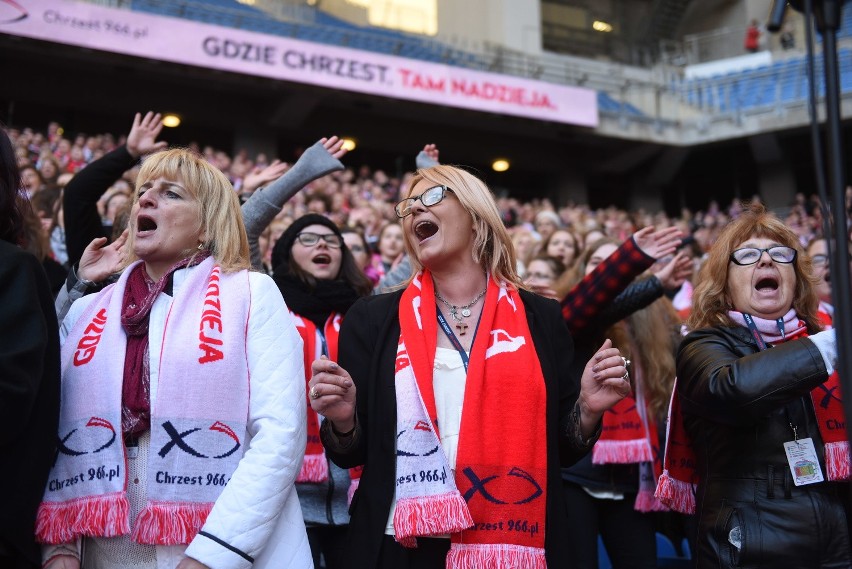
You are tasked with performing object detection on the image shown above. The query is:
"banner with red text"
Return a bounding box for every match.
[0,0,598,127]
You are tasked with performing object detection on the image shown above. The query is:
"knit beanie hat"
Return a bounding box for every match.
[271,213,343,273]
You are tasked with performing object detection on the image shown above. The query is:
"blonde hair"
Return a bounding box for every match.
[688,203,821,332]
[122,148,250,273]
[405,165,521,287]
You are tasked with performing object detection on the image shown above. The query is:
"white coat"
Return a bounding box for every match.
[49,266,312,569]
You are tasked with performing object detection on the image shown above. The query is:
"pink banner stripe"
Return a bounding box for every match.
[1,0,598,126]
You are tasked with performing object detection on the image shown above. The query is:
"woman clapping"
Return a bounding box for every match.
[308,165,630,568]
[40,149,311,569]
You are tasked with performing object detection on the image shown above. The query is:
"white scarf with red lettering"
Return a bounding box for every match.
[37,258,251,545]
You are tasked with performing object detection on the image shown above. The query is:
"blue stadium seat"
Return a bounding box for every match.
[598,535,613,569]
[597,92,645,116]
[657,532,691,568]
[129,0,484,70]
[680,46,852,112]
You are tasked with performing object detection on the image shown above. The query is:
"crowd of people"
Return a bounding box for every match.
[1,112,850,569]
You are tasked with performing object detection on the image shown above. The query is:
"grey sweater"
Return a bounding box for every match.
[241,141,345,271]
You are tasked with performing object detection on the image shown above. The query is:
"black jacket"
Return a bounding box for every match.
[563,276,667,491]
[63,146,136,267]
[0,243,60,564]
[323,289,593,568]
[677,325,851,568]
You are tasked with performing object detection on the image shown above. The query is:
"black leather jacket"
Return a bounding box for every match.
[677,325,851,568]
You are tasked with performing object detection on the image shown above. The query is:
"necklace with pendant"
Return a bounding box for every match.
[434,287,486,336]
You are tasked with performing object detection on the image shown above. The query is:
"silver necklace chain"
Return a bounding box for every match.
[434,288,486,322]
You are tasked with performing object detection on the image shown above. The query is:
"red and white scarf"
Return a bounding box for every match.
[37,258,251,545]
[292,312,363,500]
[394,271,548,568]
[656,309,849,514]
[818,301,834,329]
[592,360,666,512]
[294,313,341,483]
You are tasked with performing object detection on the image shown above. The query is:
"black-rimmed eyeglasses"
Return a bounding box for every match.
[395,185,453,218]
[730,246,797,266]
[296,232,343,248]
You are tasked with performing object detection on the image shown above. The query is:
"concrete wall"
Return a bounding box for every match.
[435,0,542,53]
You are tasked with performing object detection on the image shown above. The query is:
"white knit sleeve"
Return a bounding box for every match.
[809,329,837,376]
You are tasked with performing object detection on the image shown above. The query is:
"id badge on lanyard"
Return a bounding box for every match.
[743,314,825,486]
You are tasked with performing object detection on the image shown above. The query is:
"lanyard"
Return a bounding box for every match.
[436,308,481,373]
[742,313,786,352]
[318,330,329,357]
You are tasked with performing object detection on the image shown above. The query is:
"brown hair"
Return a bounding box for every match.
[542,228,580,265]
[609,294,681,422]
[688,203,821,333]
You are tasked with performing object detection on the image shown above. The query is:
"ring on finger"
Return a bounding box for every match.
[309,386,320,400]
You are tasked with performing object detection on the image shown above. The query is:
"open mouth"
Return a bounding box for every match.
[414,220,438,241]
[755,276,779,292]
[312,253,331,265]
[137,215,157,232]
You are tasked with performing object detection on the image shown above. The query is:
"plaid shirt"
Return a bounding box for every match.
[561,236,655,333]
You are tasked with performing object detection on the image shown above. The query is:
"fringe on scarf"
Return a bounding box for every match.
[347,477,360,506]
[296,454,329,483]
[393,493,474,545]
[591,439,653,464]
[634,489,669,513]
[826,440,851,481]
[132,501,214,545]
[36,493,130,544]
[654,470,695,515]
[446,543,547,569]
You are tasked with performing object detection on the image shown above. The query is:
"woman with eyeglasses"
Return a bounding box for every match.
[656,203,849,568]
[807,237,835,328]
[269,213,372,569]
[308,165,631,568]
[524,254,566,300]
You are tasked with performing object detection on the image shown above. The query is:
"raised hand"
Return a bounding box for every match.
[241,159,290,195]
[126,112,168,159]
[309,355,356,433]
[320,135,348,160]
[422,143,440,163]
[78,229,129,283]
[653,251,693,292]
[525,282,560,301]
[632,226,683,260]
